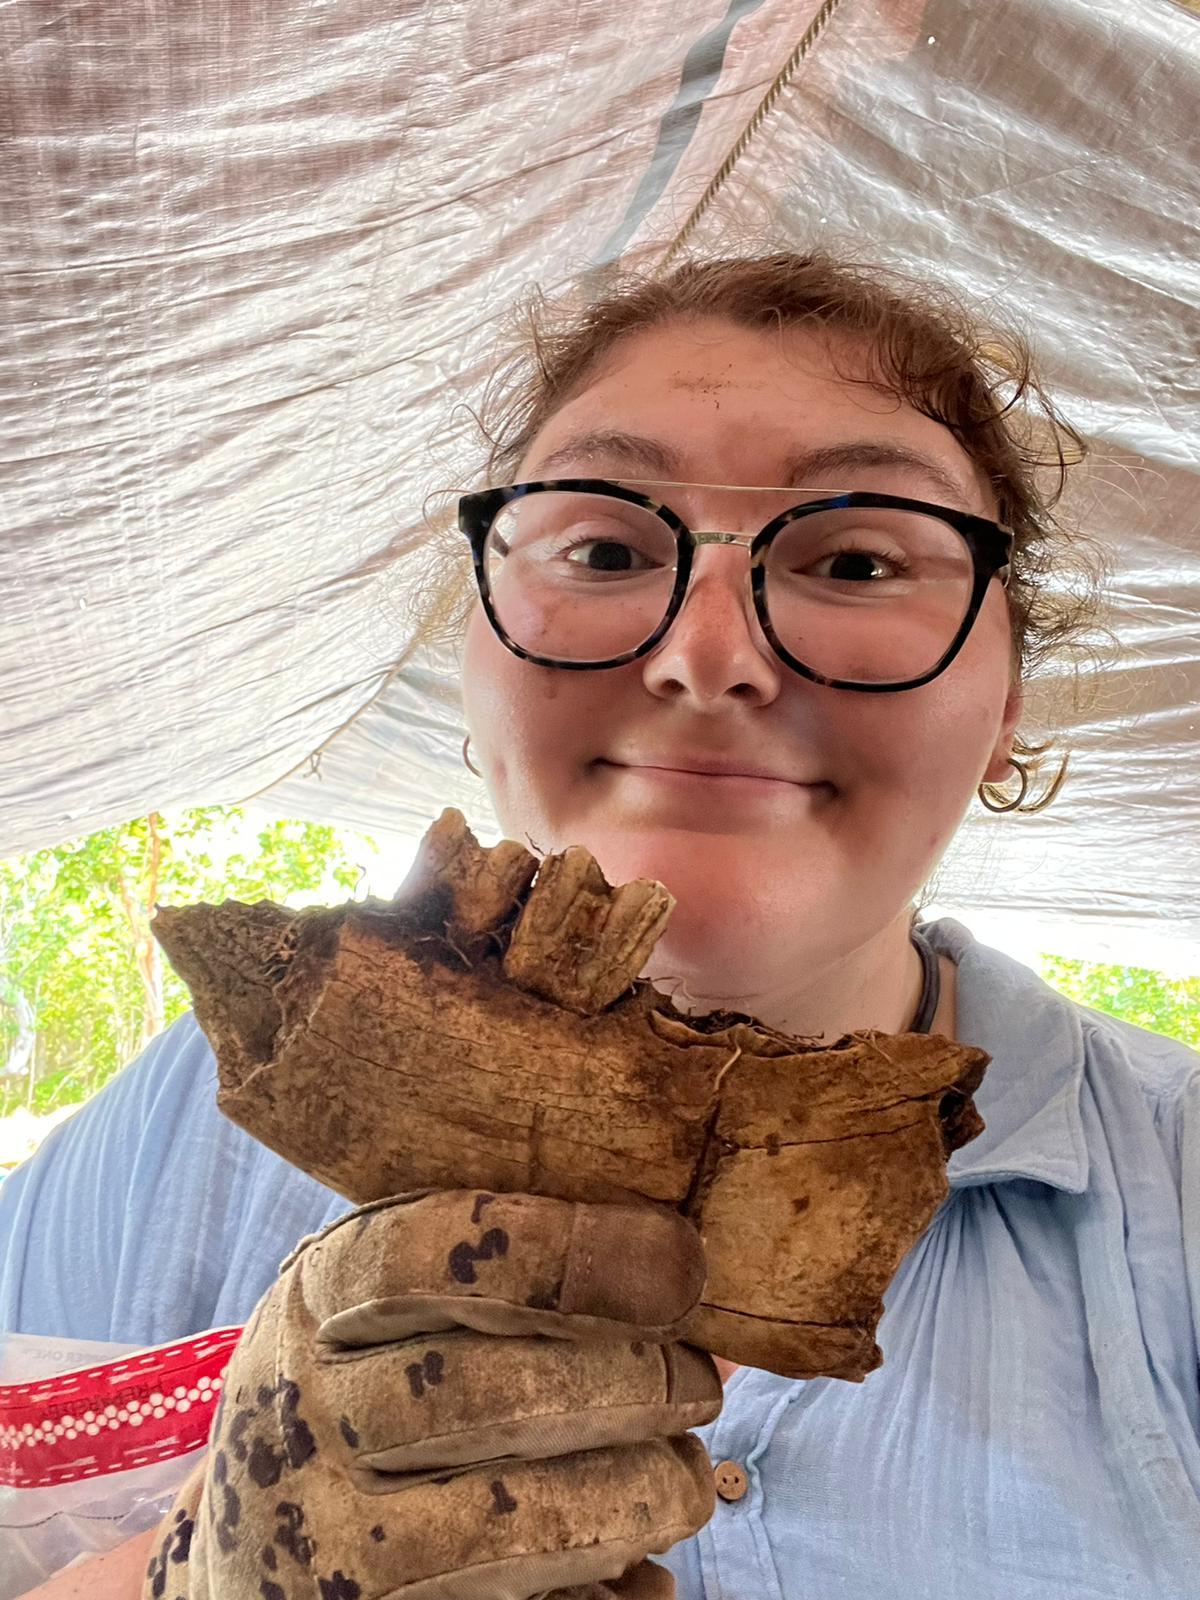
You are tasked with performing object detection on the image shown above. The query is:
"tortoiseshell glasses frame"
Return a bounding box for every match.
[458,477,1013,693]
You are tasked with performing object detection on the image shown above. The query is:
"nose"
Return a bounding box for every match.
[675,531,764,630]
[641,532,781,700]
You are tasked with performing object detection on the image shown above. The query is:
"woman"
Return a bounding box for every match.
[6,252,1199,1600]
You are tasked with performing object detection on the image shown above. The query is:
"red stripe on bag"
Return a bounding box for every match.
[0,1327,244,1488]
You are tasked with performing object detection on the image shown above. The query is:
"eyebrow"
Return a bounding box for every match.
[527,427,979,511]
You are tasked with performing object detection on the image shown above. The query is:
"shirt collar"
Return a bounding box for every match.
[918,917,1089,1193]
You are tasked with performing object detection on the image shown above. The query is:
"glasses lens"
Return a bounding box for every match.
[485,490,677,663]
[484,492,975,682]
[766,506,975,683]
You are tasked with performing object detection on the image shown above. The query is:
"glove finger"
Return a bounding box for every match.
[142,1455,206,1600]
[301,1191,706,1346]
[541,1560,676,1599]
[294,1434,714,1600]
[318,1328,721,1473]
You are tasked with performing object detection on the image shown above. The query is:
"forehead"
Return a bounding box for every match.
[524,316,992,513]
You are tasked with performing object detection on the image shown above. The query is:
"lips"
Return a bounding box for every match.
[638,766,795,787]
[600,762,835,803]
[606,757,807,784]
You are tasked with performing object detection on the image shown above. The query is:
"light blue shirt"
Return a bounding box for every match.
[2,917,1199,1596]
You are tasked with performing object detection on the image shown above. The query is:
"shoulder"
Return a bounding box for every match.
[92,1008,218,1121]
[0,1015,210,1337]
[4,1010,218,1190]
[1071,999,1200,1109]
[1070,1004,1200,1183]
[1035,979,1199,1190]
[924,917,1199,1195]
[927,914,1198,1108]
[0,1012,346,1342]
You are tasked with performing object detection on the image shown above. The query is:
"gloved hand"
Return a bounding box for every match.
[142,1190,721,1600]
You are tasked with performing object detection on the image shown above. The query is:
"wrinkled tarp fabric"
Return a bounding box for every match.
[2,918,1200,1597]
[0,0,1197,970]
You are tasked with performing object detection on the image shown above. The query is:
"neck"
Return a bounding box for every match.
[646,912,954,1043]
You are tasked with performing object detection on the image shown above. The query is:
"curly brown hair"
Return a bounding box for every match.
[404,250,1116,813]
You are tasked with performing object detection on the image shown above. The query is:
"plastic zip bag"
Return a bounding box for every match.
[0,1326,241,1598]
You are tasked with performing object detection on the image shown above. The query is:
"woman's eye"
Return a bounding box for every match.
[804,547,909,582]
[560,535,657,570]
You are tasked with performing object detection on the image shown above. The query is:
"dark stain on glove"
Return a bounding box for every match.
[405,1350,445,1398]
[448,1226,510,1284]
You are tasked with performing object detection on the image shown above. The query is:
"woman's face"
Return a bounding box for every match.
[460,316,1022,1003]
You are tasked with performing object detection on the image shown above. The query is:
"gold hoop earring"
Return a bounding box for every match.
[462,735,483,778]
[978,757,1030,814]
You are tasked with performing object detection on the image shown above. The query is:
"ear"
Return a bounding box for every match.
[981,679,1024,786]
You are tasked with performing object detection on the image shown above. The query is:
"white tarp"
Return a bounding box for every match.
[1,0,1197,971]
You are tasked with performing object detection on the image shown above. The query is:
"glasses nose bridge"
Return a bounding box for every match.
[690,530,762,578]
[675,529,765,648]
[693,530,756,549]
[685,530,764,589]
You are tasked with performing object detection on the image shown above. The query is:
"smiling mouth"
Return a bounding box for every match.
[601,762,831,795]
[642,767,792,785]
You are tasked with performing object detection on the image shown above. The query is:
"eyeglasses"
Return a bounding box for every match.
[458,478,1013,693]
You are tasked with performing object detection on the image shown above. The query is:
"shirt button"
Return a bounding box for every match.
[714,1459,748,1501]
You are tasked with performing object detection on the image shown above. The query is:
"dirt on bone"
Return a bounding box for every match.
[151,806,988,1381]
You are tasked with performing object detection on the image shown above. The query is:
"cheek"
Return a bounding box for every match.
[460,606,496,729]
[835,597,1013,805]
[461,606,602,794]
[462,610,532,766]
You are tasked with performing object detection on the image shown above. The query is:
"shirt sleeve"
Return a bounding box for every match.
[1144,1048,1200,1409]
[0,1013,349,1345]
[1174,1071,1200,1383]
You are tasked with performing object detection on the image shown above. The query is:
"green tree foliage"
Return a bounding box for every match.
[0,808,375,1116]
[1036,954,1199,1050]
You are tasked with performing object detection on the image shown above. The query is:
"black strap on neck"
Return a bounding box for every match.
[908,926,941,1034]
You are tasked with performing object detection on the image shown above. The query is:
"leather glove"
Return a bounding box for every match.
[142,1190,721,1600]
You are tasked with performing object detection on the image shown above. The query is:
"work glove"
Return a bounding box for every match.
[141,1189,721,1600]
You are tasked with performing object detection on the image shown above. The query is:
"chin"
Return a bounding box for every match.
[640,915,798,1019]
[587,830,794,960]
[580,823,776,897]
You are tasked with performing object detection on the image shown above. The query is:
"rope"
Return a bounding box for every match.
[656,0,849,273]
